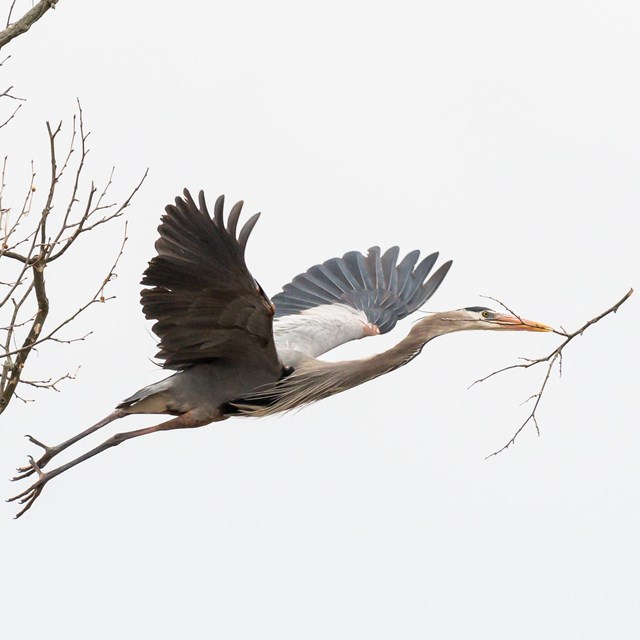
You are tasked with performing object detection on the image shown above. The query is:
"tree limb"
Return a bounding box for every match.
[0,258,48,411]
[0,0,60,50]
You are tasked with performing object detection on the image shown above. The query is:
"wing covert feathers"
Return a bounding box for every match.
[272,246,452,334]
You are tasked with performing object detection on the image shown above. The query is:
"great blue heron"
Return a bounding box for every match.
[10,189,551,516]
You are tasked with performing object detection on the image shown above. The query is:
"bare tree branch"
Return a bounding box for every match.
[473,288,634,458]
[2,222,130,361]
[0,102,147,415]
[5,2,17,29]
[20,366,79,391]
[0,0,60,50]
[0,54,25,128]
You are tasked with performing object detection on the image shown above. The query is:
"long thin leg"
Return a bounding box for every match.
[8,410,215,518]
[13,409,128,480]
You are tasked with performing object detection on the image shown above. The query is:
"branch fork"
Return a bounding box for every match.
[473,288,634,457]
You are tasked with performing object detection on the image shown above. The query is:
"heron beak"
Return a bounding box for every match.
[493,313,553,332]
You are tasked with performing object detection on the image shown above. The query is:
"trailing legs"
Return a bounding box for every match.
[9,411,215,518]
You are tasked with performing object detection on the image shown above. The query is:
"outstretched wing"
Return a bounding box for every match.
[140,189,280,373]
[271,246,452,360]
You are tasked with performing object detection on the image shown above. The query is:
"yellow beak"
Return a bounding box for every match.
[493,313,553,332]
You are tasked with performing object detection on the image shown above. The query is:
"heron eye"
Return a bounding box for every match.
[481,310,491,319]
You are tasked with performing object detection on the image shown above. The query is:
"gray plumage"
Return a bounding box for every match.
[10,188,551,518]
[273,246,452,334]
[120,191,283,417]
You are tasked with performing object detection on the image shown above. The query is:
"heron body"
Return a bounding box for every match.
[10,189,551,517]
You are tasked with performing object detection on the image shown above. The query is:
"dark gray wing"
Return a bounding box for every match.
[141,189,280,373]
[272,246,452,334]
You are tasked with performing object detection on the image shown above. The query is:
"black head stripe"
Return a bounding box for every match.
[464,306,491,312]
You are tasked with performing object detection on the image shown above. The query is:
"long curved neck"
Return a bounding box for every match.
[339,314,464,383]
[238,314,464,417]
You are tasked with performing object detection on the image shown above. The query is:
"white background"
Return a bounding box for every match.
[1,1,638,638]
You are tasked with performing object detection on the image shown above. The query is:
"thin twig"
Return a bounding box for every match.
[479,295,526,324]
[1,222,129,361]
[19,366,79,393]
[6,2,18,29]
[0,102,21,129]
[477,288,634,458]
[48,168,147,262]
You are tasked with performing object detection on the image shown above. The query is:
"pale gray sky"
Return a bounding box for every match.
[1,1,638,638]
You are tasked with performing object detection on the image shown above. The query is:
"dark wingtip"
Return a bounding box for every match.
[227,200,245,237]
[417,260,452,304]
[237,211,261,251]
[198,190,210,218]
[213,194,225,227]
[180,188,194,207]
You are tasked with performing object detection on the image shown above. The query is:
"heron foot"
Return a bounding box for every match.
[8,456,50,518]
[12,435,60,481]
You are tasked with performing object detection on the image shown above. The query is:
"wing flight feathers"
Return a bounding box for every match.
[140,189,279,372]
[273,247,452,334]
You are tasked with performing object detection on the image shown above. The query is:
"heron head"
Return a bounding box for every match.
[443,306,553,332]
[417,306,552,335]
